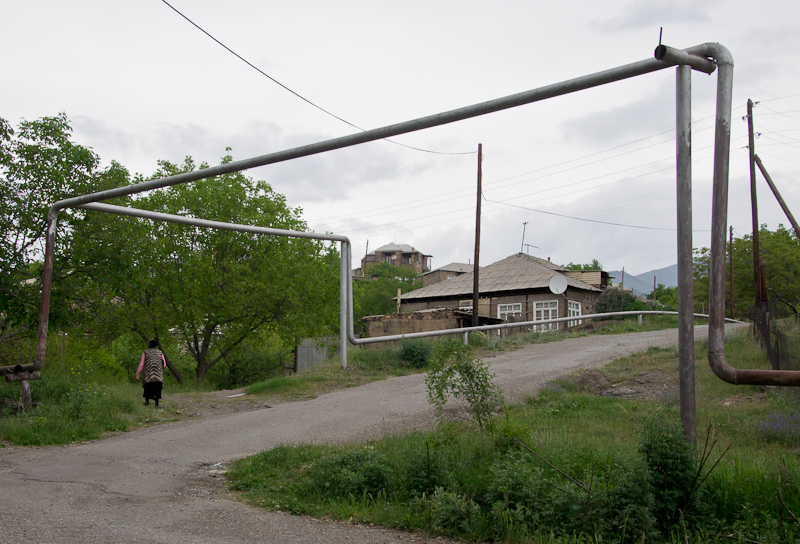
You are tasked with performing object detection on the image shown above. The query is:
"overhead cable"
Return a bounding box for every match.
[160,0,475,155]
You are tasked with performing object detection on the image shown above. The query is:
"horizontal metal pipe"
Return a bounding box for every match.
[78,202,349,243]
[48,56,678,214]
[348,310,744,346]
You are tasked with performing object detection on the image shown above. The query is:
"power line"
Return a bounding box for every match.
[159,0,474,156]
[482,198,680,231]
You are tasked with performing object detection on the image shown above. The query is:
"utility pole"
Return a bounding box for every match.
[653,276,657,301]
[747,99,766,305]
[472,144,482,328]
[747,99,774,368]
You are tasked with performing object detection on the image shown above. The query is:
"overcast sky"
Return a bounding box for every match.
[4,0,799,275]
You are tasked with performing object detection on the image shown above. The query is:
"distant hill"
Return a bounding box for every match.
[607,263,678,296]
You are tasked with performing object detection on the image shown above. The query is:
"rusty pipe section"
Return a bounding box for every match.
[690,44,800,385]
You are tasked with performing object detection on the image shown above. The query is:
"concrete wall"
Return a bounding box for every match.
[360,309,464,338]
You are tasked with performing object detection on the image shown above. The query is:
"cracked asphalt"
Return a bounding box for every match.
[0,325,729,543]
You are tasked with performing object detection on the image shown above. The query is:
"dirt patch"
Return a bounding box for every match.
[569,368,679,402]
[162,388,278,420]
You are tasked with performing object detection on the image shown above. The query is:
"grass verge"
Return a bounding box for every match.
[228,329,800,543]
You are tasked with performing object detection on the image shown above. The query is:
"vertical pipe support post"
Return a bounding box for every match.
[340,240,349,369]
[676,64,697,443]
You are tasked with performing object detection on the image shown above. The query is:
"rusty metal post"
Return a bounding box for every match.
[676,64,696,443]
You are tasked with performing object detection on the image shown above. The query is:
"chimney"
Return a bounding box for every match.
[547,257,551,262]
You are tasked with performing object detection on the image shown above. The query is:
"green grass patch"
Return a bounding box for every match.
[229,329,800,543]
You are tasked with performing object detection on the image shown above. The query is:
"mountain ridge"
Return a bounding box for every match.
[607,263,678,296]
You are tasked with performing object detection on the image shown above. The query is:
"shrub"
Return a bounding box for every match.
[307,448,395,499]
[425,339,504,430]
[639,415,699,532]
[399,338,433,369]
[595,286,651,315]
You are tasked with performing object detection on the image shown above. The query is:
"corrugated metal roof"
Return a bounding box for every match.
[421,262,472,276]
[402,253,600,300]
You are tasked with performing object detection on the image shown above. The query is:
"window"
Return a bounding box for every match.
[498,303,522,320]
[534,300,558,331]
[568,300,582,327]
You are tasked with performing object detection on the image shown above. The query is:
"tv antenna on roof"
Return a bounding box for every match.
[524,243,539,255]
[520,222,528,253]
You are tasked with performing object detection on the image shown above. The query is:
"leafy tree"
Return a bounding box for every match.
[595,286,650,314]
[562,258,603,271]
[353,262,421,320]
[694,225,800,319]
[0,113,107,351]
[73,153,340,383]
[647,284,679,311]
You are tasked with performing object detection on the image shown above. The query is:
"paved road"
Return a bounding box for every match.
[0,326,722,543]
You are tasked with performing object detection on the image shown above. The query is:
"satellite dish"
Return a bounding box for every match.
[548,275,568,295]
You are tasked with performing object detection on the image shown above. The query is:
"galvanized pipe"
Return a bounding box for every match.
[347,310,743,346]
[339,241,349,369]
[676,64,696,442]
[655,45,717,75]
[77,202,349,242]
[696,45,799,385]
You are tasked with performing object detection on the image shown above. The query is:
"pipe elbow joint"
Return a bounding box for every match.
[654,44,717,74]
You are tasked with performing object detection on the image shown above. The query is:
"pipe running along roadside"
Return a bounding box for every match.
[24,43,793,386]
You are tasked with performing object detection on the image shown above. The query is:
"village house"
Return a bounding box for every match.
[420,262,472,286]
[359,243,432,276]
[358,253,604,338]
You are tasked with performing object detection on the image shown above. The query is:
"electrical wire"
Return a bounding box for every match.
[159,0,475,156]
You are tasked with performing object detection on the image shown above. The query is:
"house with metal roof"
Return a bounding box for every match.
[399,253,603,331]
[420,262,472,287]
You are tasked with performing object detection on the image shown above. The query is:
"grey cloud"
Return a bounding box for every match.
[558,83,675,147]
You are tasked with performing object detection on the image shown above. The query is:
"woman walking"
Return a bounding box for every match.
[136,339,166,407]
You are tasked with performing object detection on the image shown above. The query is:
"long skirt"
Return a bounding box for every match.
[142,381,163,402]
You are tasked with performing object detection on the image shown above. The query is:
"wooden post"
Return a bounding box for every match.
[729,225,735,319]
[755,155,800,237]
[747,99,764,304]
[472,144,482,327]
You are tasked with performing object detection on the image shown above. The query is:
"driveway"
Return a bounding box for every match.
[0,326,725,543]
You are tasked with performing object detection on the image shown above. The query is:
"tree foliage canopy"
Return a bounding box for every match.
[73,153,340,382]
[562,258,603,271]
[353,262,421,321]
[1,114,340,383]
[694,225,800,319]
[0,113,107,341]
